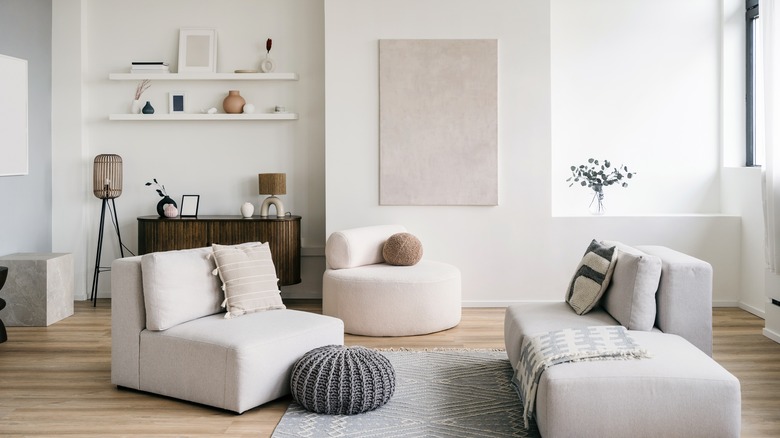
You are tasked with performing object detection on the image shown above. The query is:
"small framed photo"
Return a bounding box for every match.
[177,28,217,73]
[169,92,185,114]
[180,195,200,218]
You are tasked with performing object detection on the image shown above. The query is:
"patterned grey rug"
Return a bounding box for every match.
[272,349,540,438]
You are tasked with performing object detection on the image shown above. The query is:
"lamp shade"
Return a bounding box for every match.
[93,154,123,199]
[258,173,286,195]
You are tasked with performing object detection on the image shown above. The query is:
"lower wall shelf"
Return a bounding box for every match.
[109,113,298,121]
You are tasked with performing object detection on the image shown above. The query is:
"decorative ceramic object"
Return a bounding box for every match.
[241,202,254,218]
[242,103,255,114]
[163,204,178,218]
[260,38,276,73]
[223,90,246,114]
[142,101,155,114]
[156,196,177,217]
[132,99,142,114]
[260,56,275,73]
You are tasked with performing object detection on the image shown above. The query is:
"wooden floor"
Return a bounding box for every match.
[0,301,778,437]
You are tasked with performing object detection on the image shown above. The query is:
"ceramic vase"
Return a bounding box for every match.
[142,101,155,114]
[132,99,142,114]
[260,55,275,73]
[156,196,177,217]
[223,90,246,114]
[163,204,179,218]
[241,202,254,218]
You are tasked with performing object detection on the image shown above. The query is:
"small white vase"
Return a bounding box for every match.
[241,202,255,218]
[132,99,142,114]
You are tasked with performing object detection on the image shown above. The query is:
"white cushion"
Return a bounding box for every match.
[565,240,617,315]
[601,241,662,331]
[322,261,461,336]
[325,224,407,269]
[141,247,223,331]
[212,242,286,318]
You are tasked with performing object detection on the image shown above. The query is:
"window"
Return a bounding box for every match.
[747,0,763,166]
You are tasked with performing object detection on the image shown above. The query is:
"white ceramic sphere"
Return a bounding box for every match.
[243,103,256,114]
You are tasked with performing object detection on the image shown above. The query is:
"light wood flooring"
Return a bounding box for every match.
[0,301,778,437]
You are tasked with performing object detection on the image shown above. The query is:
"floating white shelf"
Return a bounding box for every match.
[108,72,298,81]
[108,113,298,121]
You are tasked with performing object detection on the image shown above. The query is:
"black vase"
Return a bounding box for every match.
[142,101,155,114]
[156,196,177,217]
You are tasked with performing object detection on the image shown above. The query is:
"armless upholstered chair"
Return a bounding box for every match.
[322,225,461,336]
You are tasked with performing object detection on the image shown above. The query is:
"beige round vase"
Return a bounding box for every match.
[223,90,246,114]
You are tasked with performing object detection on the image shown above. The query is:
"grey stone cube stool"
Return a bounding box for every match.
[290,345,395,415]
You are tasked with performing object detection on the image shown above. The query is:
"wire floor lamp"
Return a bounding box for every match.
[91,154,125,307]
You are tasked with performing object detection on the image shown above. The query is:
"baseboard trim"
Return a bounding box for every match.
[763,327,780,344]
[738,302,766,319]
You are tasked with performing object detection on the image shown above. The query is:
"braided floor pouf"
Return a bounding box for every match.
[290,345,395,415]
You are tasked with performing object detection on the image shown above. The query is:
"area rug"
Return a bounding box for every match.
[272,349,540,438]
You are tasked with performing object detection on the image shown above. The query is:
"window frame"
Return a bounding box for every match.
[747,0,760,167]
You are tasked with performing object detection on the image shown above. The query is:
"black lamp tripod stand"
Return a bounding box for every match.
[90,154,125,307]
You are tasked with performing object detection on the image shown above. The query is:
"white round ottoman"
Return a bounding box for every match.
[323,260,461,336]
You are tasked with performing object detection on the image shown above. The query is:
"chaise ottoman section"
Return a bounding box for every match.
[534,331,740,438]
[139,309,344,414]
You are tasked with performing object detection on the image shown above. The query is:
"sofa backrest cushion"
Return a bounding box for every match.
[212,242,286,318]
[325,224,407,269]
[141,247,223,331]
[565,239,617,315]
[601,241,662,331]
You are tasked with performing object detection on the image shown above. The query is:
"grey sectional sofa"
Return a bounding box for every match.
[111,247,344,413]
[505,243,741,438]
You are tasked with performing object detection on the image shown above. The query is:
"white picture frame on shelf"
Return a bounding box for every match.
[169,92,185,114]
[177,28,217,73]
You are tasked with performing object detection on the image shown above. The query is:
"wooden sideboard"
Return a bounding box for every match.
[137,215,301,286]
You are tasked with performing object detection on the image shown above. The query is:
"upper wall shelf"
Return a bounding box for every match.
[108,113,298,121]
[108,72,299,81]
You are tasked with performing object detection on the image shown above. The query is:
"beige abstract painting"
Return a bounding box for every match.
[379,39,498,206]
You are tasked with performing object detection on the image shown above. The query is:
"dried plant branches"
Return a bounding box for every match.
[134,79,151,100]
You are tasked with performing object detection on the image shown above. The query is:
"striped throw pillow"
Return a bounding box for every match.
[212,242,286,318]
[565,240,617,315]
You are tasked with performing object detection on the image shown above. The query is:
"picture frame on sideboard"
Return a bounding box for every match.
[180,195,200,217]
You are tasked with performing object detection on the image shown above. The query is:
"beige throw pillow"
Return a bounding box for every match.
[600,241,662,331]
[211,242,286,318]
[565,240,617,315]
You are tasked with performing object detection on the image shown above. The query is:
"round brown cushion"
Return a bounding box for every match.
[382,233,423,266]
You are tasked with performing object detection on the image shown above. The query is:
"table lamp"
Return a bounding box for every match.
[91,154,126,307]
[258,173,286,217]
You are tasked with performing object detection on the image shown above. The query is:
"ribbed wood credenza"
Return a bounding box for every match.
[137,215,301,286]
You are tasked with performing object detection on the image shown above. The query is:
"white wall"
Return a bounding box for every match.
[52,0,326,299]
[324,0,742,305]
[0,0,52,256]
[551,0,721,216]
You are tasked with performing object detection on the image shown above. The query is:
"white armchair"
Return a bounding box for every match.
[322,225,461,336]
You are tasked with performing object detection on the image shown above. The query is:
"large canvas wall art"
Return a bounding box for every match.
[379,39,498,206]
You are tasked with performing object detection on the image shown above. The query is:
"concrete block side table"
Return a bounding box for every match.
[0,253,74,326]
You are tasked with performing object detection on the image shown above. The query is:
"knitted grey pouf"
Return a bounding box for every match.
[290,345,396,415]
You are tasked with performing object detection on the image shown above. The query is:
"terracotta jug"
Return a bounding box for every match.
[223,90,246,114]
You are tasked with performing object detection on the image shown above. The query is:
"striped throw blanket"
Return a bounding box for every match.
[513,326,649,428]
